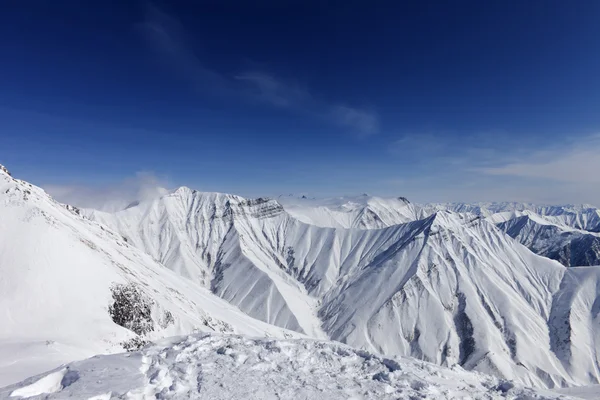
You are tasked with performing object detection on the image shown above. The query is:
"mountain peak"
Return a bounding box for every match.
[0,164,11,177]
[171,186,195,196]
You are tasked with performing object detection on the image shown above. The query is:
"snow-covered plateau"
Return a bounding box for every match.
[2,164,600,398]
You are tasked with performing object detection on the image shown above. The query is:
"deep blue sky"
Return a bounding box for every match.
[2,1,600,205]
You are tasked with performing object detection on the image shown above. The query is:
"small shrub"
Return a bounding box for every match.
[108,283,155,336]
[159,309,175,329]
[121,337,151,352]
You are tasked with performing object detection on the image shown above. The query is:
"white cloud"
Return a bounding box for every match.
[43,172,170,211]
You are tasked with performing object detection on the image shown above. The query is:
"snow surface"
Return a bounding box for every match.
[0,333,573,400]
[0,166,298,386]
[554,385,600,399]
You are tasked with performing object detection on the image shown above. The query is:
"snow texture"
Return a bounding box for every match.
[0,333,573,400]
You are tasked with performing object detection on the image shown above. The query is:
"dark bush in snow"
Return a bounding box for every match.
[159,309,175,329]
[121,337,151,352]
[108,282,155,336]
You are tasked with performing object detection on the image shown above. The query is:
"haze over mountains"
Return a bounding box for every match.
[1,163,600,398]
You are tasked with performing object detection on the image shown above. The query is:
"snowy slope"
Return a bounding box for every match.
[85,189,328,338]
[489,211,600,267]
[0,333,572,400]
[0,166,298,386]
[85,188,600,388]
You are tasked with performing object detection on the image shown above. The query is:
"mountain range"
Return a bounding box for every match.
[1,163,600,397]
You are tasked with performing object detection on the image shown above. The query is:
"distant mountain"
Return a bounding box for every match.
[86,188,600,388]
[277,197,600,268]
[488,211,600,268]
[427,202,600,233]
[424,203,600,267]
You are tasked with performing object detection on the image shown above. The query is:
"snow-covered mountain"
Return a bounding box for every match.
[4,164,600,392]
[0,166,297,386]
[427,202,600,233]
[424,203,600,267]
[488,211,600,267]
[0,333,571,400]
[279,196,600,267]
[85,187,600,388]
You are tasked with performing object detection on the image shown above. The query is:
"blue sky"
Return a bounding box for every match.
[2,1,600,206]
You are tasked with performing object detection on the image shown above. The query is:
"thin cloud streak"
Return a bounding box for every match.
[235,72,311,108]
[480,135,600,184]
[139,4,234,97]
[139,4,378,136]
[384,132,600,206]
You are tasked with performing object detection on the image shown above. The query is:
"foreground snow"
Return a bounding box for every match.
[0,333,572,400]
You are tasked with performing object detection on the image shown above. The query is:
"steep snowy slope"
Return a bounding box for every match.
[86,188,600,388]
[278,194,426,228]
[317,212,590,388]
[85,189,328,338]
[0,166,298,386]
[0,333,571,400]
[490,211,600,267]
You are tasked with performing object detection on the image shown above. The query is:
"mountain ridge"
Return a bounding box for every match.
[84,184,600,388]
[3,166,600,389]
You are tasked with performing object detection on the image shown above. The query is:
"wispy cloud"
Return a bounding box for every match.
[235,72,311,108]
[139,4,378,136]
[43,172,170,211]
[384,132,600,206]
[235,72,379,136]
[139,4,233,96]
[389,133,448,155]
[480,134,600,184]
[330,106,379,137]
